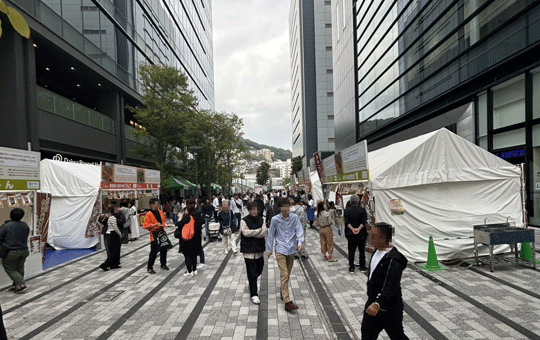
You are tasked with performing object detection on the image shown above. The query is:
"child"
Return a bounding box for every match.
[316,202,337,262]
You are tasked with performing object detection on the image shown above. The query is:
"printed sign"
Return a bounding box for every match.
[390,199,404,215]
[322,155,337,183]
[334,140,369,182]
[0,146,40,190]
[114,165,137,183]
[145,169,160,184]
[313,152,323,182]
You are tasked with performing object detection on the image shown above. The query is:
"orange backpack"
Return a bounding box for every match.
[182,216,195,241]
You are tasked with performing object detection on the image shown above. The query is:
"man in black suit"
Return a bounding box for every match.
[361,222,409,340]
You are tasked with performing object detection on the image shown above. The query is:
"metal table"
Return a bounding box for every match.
[473,224,536,272]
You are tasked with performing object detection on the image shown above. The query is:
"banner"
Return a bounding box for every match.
[36,192,52,263]
[313,152,323,181]
[145,169,160,184]
[0,146,40,190]
[322,155,337,183]
[102,163,160,189]
[113,164,137,183]
[334,140,369,182]
[85,192,102,238]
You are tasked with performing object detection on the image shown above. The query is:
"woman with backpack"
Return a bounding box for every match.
[176,199,202,277]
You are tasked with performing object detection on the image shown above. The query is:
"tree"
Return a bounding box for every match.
[256,162,270,186]
[126,64,198,181]
[292,156,303,174]
[283,177,291,186]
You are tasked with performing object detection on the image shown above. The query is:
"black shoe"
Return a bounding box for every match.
[349,268,355,273]
[100,264,109,271]
[110,265,122,269]
[359,266,368,272]
[161,265,170,270]
[147,268,156,274]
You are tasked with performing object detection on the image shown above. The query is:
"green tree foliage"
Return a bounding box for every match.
[256,162,270,186]
[243,138,292,161]
[292,156,303,174]
[127,64,198,181]
[283,177,291,186]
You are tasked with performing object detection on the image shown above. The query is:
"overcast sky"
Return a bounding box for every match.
[213,0,292,151]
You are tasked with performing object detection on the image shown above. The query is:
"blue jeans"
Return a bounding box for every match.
[204,217,211,237]
[172,214,178,225]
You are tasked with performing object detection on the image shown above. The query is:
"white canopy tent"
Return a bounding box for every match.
[40,159,102,250]
[369,128,523,262]
[310,171,324,203]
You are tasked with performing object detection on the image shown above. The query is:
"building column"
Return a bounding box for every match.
[0,24,39,151]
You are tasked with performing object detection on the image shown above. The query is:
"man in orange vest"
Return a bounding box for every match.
[143,198,169,274]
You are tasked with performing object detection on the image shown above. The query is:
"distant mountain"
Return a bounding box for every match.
[242,138,292,161]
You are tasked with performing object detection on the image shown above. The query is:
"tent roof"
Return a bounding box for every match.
[177,177,196,189]
[40,159,101,197]
[369,128,521,189]
[163,177,189,190]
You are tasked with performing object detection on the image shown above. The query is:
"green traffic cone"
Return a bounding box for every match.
[421,236,445,272]
[520,243,540,263]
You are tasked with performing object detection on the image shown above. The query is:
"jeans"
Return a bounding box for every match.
[172,214,178,225]
[148,240,167,269]
[2,249,30,286]
[199,248,205,264]
[348,238,366,269]
[245,256,264,297]
[204,217,211,238]
[235,213,242,230]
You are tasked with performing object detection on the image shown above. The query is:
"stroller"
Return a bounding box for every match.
[208,220,221,242]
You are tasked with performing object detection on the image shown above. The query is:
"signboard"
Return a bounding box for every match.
[303,167,311,184]
[322,155,337,183]
[102,163,160,189]
[334,140,369,182]
[313,152,323,181]
[0,146,40,190]
[114,164,137,183]
[145,169,160,184]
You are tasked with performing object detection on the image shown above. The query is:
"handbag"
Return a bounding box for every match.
[174,227,182,239]
[156,231,173,250]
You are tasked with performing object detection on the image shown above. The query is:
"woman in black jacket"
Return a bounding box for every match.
[176,200,202,277]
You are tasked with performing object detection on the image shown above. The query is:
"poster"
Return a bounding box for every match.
[335,140,369,182]
[21,194,32,206]
[322,155,337,183]
[36,192,52,263]
[85,193,102,238]
[7,195,18,207]
[313,152,323,182]
[29,236,41,255]
[0,146,40,190]
[390,199,404,215]
[145,169,160,184]
[113,165,137,183]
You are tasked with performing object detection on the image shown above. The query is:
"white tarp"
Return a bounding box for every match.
[40,159,101,250]
[370,128,522,262]
[310,171,324,203]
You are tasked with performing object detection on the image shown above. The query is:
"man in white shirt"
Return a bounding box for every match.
[230,193,243,229]
[212,195,220,221]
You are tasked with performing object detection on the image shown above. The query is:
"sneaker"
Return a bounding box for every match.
[251,296,261,305]
[193,270,198,276]
[285,301,298,311]
[15,285,27,294]
[328,257,338,262]
[8,285,16,291]
[161,265,170,270]
[198,263,206,269]
[359,266,368,272]
[349,268,355,273]
[183,272,194,277]
[323,255,328,261]
[99,264,109,271]
[233,251,238,255]
[224,250,229,255]
[110,265,122,269]
[147,268,156,274]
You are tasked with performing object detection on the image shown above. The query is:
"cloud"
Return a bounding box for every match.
[213,0,292,151]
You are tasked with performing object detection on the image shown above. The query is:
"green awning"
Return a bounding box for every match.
[177,177,196,189]
[211,183,222,189]
[163,177,189,190]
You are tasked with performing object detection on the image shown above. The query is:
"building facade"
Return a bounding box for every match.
[0,0,214,167]
[332,0,540,226]
[290,0,335,168]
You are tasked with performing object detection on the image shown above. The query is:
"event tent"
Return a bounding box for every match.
[310,171,324,203]
[40,159,102,250]
[369,128,523,262]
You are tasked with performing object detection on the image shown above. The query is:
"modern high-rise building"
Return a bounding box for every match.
[332,0,540,226]
[0,0,214,167]
[289,0,335,168]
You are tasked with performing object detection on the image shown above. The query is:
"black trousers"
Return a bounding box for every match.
[361,301,409,340]
[235,213,242,230]
[0,305,7,340]
[121,227,130,244]
[245,256,264,297]
[148,240,167,269]
[185,254,197,273]
[348,237,366,269]
[102,233,121,268]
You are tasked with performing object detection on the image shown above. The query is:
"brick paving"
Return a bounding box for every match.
[1,223,539,339]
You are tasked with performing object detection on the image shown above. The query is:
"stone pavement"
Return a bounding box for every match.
[1,224,540,339]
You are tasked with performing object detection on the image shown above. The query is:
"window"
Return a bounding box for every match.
[477,92,488,149]
[326,46,332,51]
[492,75,525,129]
[531,125,540,226]
[336,2,340,41]
[325,23,332,28]
[533,67,540,119]
[342,0,346,30]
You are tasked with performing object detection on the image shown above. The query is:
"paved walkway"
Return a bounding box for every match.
[1,224,540,340]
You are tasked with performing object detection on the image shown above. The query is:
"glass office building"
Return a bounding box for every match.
[332,0,540,226]
[0,0,214,166]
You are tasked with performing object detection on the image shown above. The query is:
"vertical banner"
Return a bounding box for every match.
[313,152,323,182]
[85,191,102,238]
[36,192,52,264]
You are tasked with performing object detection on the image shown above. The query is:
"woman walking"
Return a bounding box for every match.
[99,209,123,271]
[306,194,315,229]
[176,199,202,277]
[240,203,267,305]
[316,202,337,262]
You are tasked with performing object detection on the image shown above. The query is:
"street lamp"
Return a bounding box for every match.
[188,146,202,198]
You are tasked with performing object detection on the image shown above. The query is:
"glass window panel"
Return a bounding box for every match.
[89,110,103,129]
[478,92,487,137]
[37,87,54,113]
[492,128,525,150]
[73,103,89,125]
[531,124,540,226]
[533,67,540,119]
[55,96,74,119]
[492,75,525,129]
[103,116,114,133]
[37,1,62,35]
[478,136,488,149]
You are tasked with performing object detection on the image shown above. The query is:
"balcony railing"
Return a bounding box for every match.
[36,86,115,134]
[125,124,151,145]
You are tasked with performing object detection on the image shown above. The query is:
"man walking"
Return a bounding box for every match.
[267,198,304,312]
[362,222,409,340]
[231,193,243,230]
[0,208,30,293]
[119,201,132,244]
[219,201,239,254]
[143,198,169,274]
[344,194,368,273]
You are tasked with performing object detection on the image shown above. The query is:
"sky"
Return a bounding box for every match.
[212,0,292,151]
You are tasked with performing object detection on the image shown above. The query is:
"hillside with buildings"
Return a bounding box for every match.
[242,138,292,161]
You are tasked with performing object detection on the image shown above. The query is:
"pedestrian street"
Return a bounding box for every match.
[2,225,540,340]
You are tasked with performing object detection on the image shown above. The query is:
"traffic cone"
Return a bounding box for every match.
[421,236,445,272]
[520,243,540,263]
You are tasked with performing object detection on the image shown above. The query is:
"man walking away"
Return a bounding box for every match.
[265,194,279,228]
[241,203,267,305]
[0,208,30,293]
[362,222,409,340]
[212,195,220,222]
[290,197,308,260]
[254,194,265,219]
[267,198,304,312]
[219,201,239,254]
[315,202,337,262]
[143,198,169,274]
[344,194,368,273]
[119,201,132,244]
[172,200,182,225]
